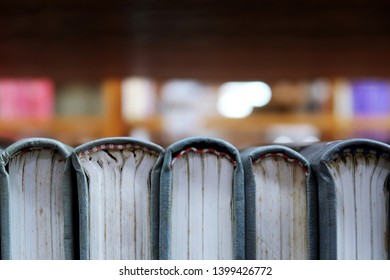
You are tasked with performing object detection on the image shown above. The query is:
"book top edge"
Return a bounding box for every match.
[323,138,390,157]
[301,138,390,165]
[165,136,241,166]
[241,145,310,176]
[74,137,164,156]
[1,137,72,165]
[242,145,309,163]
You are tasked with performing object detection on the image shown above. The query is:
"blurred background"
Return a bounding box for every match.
[1,0,390,149]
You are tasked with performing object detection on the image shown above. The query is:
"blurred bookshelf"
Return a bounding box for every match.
[121,77,390,148]
[0,76,390,149]
[0,78,126,147]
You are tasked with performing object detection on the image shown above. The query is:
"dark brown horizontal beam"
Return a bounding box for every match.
[1,0,390,81]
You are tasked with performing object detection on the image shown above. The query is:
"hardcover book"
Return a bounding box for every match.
[241,145,317,260]
[0,138,74,259]
[72,137,163,260]
[300,139,390,259]
[1,136,389,260]
[154,137,245,260]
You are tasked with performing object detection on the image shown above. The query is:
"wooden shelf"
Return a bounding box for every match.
[205,113,335,132]
[124,113,390,145]
[209,114,390,133]
[0,116,105,145]
[1,77,389,147]
[2,113,387,147]
[342,116,390,131]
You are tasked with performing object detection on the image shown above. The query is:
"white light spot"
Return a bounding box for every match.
[217,81,272,118]
[303,136,320,143]
[273,136,293,144]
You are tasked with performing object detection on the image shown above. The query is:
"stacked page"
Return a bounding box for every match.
[241,146,316,260]
[300,139,390,259]
[72,138,163,260]
[0,138,74,259]
[154,137,245,260]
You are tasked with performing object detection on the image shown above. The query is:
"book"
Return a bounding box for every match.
[72,137,163,260]
[154,137,245,260]
[0,79,54,120]
[0,138,74,260]
[241,145,317,260]
[352,80,390,117]
[55,82,102,117]
[300,139,390,260]
[1,136,389,260]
